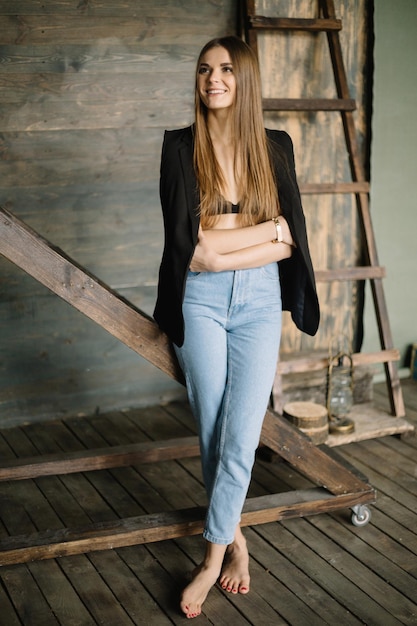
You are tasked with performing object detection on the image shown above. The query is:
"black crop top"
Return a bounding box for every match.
[220,200,240,214]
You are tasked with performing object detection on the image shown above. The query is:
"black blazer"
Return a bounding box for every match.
[154,125,320,347]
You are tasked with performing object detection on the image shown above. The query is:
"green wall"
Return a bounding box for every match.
[363,0,417,374]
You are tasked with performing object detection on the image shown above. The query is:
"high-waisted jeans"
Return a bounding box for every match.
[174,263,282,545]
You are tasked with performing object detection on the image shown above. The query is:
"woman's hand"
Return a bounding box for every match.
[190,227,223,272]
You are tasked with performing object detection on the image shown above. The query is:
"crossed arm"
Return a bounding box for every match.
[190,216,295,273]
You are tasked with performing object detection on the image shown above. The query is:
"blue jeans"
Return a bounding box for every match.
[174,264,282,544]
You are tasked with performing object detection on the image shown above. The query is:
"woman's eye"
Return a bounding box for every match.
[198,66,209,74]
[223,66,233,72]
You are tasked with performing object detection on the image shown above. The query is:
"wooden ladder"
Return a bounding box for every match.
[240,0,406,422]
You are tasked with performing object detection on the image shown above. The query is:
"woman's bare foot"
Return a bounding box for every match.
[180,542,227,619]
[219,526,250,594]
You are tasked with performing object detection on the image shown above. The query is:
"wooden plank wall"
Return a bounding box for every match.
[0,0,236,426]
[257,0,372,356]
[0,1,370,426]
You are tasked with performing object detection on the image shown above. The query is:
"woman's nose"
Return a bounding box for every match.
[209,68,221,82]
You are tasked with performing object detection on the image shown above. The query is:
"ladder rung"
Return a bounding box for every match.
[263,98,356,111]
[299,182,370,194]
[315,267,386,282]
[277,349,400,375]
[250,17,342,32]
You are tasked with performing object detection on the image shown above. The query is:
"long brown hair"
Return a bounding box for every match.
[193,36,280,227]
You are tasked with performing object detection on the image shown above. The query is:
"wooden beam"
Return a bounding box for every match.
[260,410,370,495]
[262,97,356,111]
[0,436,200,482]
[315,267,386,282]
[0,408,372,498]
[277,349,400,375]
[249,17,342,31]
[299,182,370,194]
[0,488,375,566]
[0,206,183,385]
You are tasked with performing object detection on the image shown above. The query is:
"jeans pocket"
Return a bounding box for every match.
[260,262,279,280]
[187,270,201,279]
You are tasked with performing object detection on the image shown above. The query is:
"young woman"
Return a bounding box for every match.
[154,35,319,619]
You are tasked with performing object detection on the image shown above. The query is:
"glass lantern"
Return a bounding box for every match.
[327,350,355,435]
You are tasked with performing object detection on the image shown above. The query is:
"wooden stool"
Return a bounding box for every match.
[283,401,329,444]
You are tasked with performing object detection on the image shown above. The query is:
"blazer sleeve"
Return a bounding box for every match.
[268,129,320,336]
[154,127,198,346]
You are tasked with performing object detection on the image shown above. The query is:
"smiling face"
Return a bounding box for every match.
[197,45,236,112]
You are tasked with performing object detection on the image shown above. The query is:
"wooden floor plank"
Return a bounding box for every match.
[126,403,197,440]
[59,554,137,626]
[147,538,254,626]
[120,420,313,624]
[284,515,417,624]
[379,432,417,461]
[28,560,100,626]
[250,438,417,623]
[0,414,172,625]
[307,512,417,598]
[74,402,352,624]
[374,380,417,421]
[336,449,417,540]
[244,527,363,626]
[348,504,417,565]
[38,409,261,625]
[175,533,290,626]
[59,411,201,520]
[117,544,199,626]
[400,432,417,450]
[87,550,171,626]
[364,491,417,543]
[0,564,61,626]
[356,438,417,481]
[255,441,417,581]
[136,410,374,624]
[30,416,184,626]
[0,380,417,624]
[0,573,24,626]
[340,445,417,514]
[64,410,259,625]
[162,401,198,432]
[359,504,417,570]
[0,461,97,625]
[255,521,405,626]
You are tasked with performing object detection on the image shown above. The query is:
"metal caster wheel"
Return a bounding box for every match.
[351,505,371,527]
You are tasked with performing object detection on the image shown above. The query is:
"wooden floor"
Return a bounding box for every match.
[0,379,416,625]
